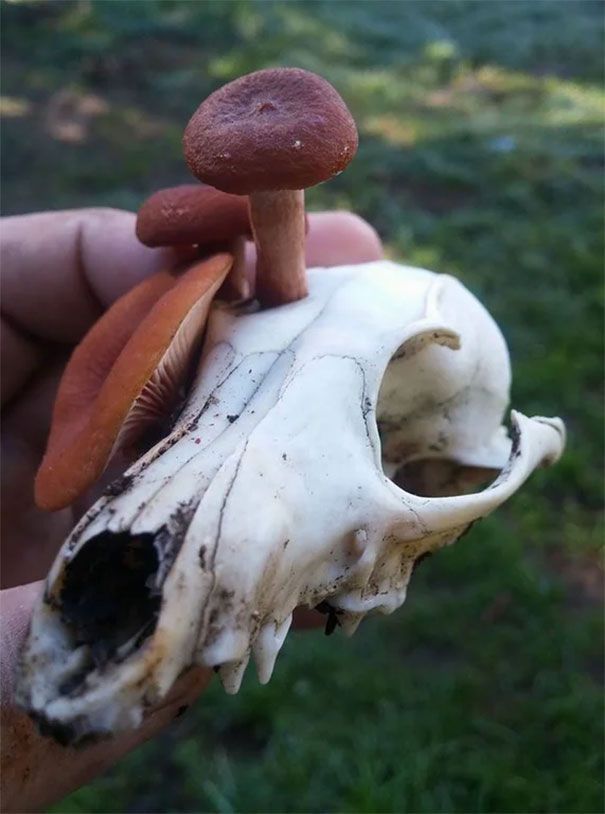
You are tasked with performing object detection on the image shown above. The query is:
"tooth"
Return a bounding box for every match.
[199,628,249,668]
[339,611,364,637]
[253,614,292,684]
[218,654,249,694]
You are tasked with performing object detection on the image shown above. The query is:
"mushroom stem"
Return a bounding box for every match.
[216,234,250,301]
[248,189,307,307]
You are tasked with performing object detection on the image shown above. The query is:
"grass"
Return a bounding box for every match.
[2,1,603,812]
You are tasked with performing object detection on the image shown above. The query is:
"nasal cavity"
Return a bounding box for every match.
[59,531,162,667]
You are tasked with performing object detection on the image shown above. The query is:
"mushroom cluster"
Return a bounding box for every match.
[36,68,356,511]
[183,67,357,305]
[19,68,565,745]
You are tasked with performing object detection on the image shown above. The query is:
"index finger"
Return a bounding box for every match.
[0,209,383,344]
[0,208,174,344]
[0,209,383,406]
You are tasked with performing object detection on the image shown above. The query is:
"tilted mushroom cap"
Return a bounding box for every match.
[35,253,232,511]
[136,184,251,247]
[183,68,358,194]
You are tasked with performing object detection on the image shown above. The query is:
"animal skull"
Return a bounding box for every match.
[18,260,565,744]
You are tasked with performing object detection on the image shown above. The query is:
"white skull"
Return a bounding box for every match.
[18,261,565,743]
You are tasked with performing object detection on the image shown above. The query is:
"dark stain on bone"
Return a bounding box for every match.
[169,501,196,543]
[226,414,239,423]
[488,422,521,488]
[152,502,196,585]
[428,431,448,453]
[153,439,175,458]
[220,588,235,606]
[103,473,134,498]
[199,545,207,569]
[58,666,92,697]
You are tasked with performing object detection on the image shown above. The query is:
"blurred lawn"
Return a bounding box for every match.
[2,1,603,812]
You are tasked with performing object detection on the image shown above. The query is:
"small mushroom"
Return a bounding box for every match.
[136,184,250,249]
[136,183,253,299]
[35,253,232,511]
[183,68,358,306]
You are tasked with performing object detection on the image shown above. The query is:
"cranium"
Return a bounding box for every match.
[18,260,565,744]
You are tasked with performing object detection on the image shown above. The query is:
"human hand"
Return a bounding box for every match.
[0,208,383,811]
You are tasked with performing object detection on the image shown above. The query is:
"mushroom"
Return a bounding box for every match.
[183,68,358,306]
[136,183,254,300]
[136,184,250,249]
[35,253,232,511]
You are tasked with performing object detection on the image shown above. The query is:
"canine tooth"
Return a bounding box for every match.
[218,655,249,695]
[253,615,292,684]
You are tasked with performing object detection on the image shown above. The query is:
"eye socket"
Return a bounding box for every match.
[375,313,506,498]
[59,531,162,668]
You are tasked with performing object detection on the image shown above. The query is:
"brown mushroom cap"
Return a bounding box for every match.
[136,184,251,247]
[183,68,358,195]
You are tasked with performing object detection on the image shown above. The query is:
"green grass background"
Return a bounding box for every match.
[2,1,603,811]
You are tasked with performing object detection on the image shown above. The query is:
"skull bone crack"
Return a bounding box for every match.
[18,261,565,744]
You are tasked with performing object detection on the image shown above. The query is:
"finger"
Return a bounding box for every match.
[1,356,74,588]
[1,581,212,812]
[0,319,42,406]
[305,211,384,267]
[1,210,381,406]
[0,209,175,344]
[0,209,381,345]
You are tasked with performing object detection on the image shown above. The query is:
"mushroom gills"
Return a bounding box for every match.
[110,283,214,456]
[35,253,232,511]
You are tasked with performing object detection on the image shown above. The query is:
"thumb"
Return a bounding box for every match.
[1,581,212,812]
